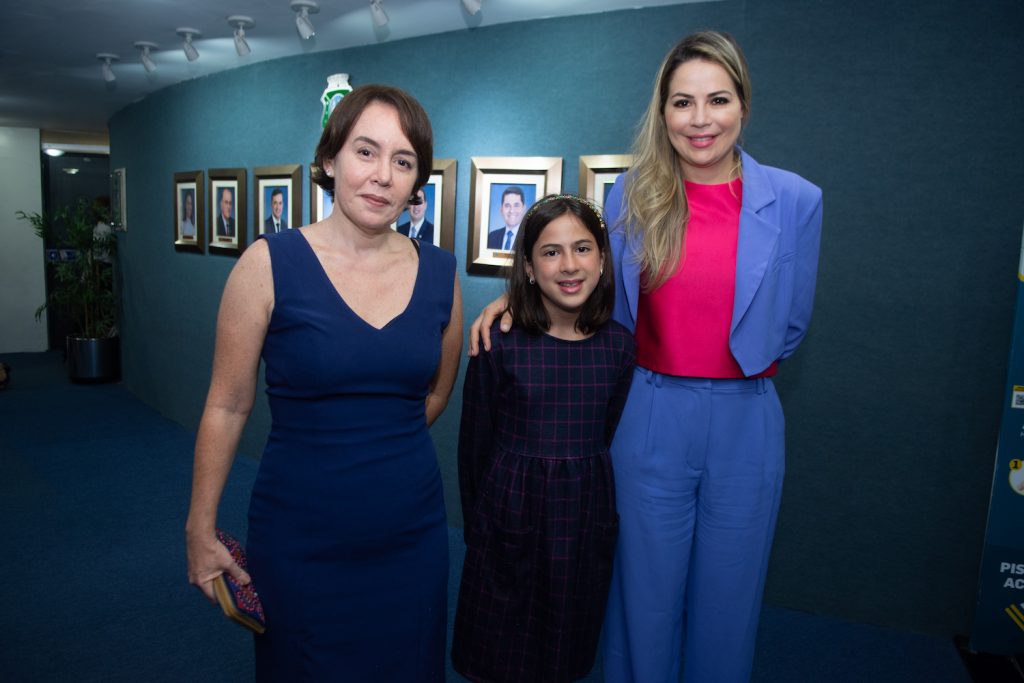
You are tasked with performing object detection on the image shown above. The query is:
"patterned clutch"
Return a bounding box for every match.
[212,529,266,634]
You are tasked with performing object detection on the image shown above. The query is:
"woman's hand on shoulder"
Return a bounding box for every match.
[468,294,512,356]
[185,527,251,603]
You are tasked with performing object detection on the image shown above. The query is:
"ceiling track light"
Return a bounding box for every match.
[96,53,119,83]
[462,0,482,14]
[291,0,319,40]
[370,0,389,27]
[176,28,201,62]
[227,15,254,56]
[134,41,159,73]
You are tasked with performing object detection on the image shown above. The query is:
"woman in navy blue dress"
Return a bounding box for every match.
[186,85,462,680]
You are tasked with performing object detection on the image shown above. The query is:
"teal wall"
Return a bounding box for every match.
[110,1,1024,637]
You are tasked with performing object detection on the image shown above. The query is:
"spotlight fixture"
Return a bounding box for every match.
[370,0,389,27]
[176,28,201,62]
[96,53,119,82]
[291,0,319,40]
[461,0,481,14]
[134,41,159,73]
[43,147,64,157]
[227,15,254,56]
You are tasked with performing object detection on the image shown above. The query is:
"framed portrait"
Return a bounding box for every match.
[110,167,127,232]
[254,165,302,236]
[309,164,334,223]
[208,168,246,256]
[579,154,633,210]
[392,158,456,253]
[173,170,204,252]
[467,156,562,276]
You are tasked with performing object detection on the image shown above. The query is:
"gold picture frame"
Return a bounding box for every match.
[254,164,302,236]
[208,168,246,256]
[467,156,562,276]
[579,154,633,210]
[173,170,204,252]
[392,158,457,253]
[110,167,127,232]
[309,164,333,224]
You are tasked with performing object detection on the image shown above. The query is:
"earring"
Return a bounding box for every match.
[529,276,535,285]
[600,267,604,276]
[326,170,334,178]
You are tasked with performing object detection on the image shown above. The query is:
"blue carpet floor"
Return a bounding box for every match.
[0,351,973,681]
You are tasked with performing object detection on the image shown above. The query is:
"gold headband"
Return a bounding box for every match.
[522,193,608,233]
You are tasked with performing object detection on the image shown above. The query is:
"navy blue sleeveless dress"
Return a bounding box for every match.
[246,229,453,681]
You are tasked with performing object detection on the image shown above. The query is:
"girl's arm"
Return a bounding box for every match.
[185,240,273,602]
[425,275,464,426]
[457,335,499,538]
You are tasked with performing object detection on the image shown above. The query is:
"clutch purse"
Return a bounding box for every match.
[212,529,266,634]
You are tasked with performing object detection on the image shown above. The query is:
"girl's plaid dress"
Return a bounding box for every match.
[452,320,635,682]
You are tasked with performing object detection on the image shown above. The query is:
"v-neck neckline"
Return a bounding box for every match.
[294,229,422,332]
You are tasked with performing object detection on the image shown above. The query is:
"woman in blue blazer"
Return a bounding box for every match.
[471,31,821,682]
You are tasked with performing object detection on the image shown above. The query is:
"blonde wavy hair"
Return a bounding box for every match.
[623,31,751,290]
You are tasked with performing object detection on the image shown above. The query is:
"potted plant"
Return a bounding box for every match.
[18,198,119,381]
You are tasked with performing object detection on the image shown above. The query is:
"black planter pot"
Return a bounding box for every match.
[66,335,120,382]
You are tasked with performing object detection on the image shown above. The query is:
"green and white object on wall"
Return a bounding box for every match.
[320,73,352,129]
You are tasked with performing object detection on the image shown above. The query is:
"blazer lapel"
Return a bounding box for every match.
[731,151,780,333]
[621,230,642,328]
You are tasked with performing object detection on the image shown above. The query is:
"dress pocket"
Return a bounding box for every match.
[482,518,536,601]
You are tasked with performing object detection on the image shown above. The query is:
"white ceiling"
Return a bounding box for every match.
[2,0,707,135]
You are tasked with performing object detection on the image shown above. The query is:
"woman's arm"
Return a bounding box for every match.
[467,294,511,356]
[425,274,464,426]
[781,189,823,360]
[457,339,499,540]
[185,240,273,602]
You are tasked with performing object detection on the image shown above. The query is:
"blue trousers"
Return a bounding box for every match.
[602,368,785,683]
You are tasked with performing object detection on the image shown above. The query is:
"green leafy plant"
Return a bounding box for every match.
[18,199,118,339]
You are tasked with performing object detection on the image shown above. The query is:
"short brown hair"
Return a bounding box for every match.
[311,84,433,204]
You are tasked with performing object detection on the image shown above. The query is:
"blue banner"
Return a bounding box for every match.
[970,226,1024,655]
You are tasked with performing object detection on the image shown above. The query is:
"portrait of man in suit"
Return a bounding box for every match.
[486,185,526,251]
[216,187,235,238]
[264,187,287,233]
[396,188,433,243]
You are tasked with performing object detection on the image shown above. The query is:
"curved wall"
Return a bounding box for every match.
[110,1,1024,637]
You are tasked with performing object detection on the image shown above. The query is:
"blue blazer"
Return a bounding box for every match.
[604,149,823,376]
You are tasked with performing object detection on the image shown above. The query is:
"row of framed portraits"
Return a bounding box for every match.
[172,162,457,256]
[174,164,324,255]
[467,154,632,275]
[171,154,632,276]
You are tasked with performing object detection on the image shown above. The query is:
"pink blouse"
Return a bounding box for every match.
[635,178,777,379]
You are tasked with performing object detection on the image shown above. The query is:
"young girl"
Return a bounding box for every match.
[452,195,636,682]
